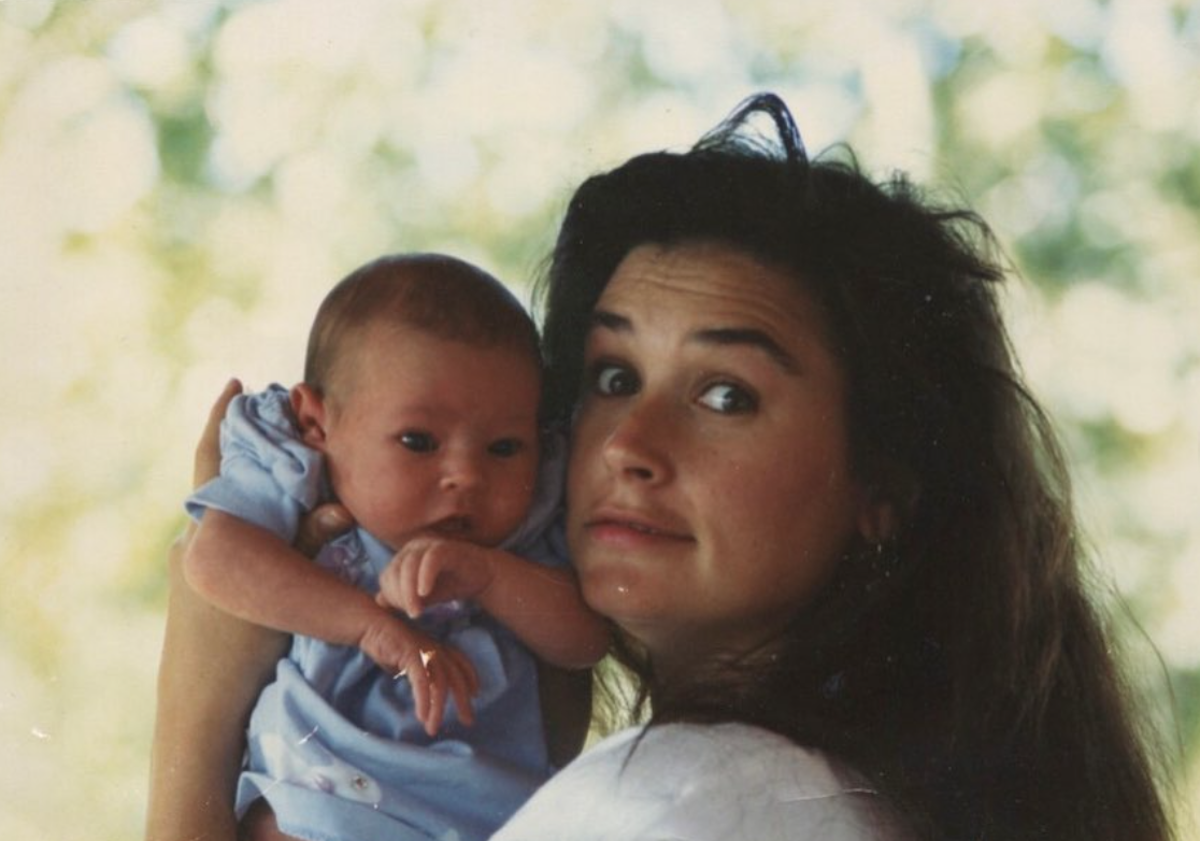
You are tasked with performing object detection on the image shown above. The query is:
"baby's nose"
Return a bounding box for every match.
[438,452,483,492]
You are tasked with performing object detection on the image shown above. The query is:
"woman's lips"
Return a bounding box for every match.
[584,508,693,548]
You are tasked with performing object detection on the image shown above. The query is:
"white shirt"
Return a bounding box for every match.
[492,721,908,840]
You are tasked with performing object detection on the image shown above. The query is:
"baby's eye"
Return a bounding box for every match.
[398,431,438,453]
[697,383,757,415]
[487,438,524,458]
[591,363,639,397]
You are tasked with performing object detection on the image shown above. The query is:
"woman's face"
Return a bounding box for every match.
[567,242,874,669]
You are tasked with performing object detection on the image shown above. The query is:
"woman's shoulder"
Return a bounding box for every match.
[625,720,855,785]
[493,722,909,841]
[613,722,893,817]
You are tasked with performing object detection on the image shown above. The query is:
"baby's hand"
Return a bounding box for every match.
[358,615,479,734]
[376,537,497,619]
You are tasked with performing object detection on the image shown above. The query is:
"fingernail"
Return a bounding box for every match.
[317,509,350,529]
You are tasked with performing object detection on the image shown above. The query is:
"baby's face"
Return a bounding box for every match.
[319,323,541,550]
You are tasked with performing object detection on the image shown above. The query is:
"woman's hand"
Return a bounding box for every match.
[194,379,355,555]
[146,380,352,841]
[193,378,241,487]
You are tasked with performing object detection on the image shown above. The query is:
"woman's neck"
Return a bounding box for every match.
[644,634,787,716]
[641,619,787,687]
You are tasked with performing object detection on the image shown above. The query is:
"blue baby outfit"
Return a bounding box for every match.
[186,385,568,841]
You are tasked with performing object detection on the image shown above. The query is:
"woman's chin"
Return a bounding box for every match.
[580,566,652,628]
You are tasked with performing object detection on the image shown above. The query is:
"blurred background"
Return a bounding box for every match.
[0,0,1197,837]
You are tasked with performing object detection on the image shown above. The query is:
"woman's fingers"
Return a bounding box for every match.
[194,379,242,488]
[295,504,354,558]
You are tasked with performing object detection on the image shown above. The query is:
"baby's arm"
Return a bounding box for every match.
[377,538,610,670]
[184,515,478,734]
[186,511,383,644]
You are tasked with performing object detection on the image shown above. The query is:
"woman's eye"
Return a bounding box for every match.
[487,438,524,458]
[591,363,639,397]
[697,383,757,414]
[399,431,438,453]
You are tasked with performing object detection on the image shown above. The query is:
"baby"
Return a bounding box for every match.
[184,253,608,841]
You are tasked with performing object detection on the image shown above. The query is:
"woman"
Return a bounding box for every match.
[500,93,1174,839]
[148,94,1174,840]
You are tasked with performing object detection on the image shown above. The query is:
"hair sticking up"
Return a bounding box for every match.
[694,92,808,163]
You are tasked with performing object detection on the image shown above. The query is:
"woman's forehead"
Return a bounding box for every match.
[597,242,831,344]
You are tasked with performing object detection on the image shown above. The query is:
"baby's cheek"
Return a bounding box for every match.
[496,484,536,537]
[500,498,530,534]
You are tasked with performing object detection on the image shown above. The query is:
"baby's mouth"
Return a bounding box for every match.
[430,515,471,536]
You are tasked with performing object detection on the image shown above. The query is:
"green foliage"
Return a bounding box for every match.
[1,1,1196,838]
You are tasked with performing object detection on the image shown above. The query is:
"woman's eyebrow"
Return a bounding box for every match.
[589,309,630,332]
[589,310,800,373]
[692,327,800,373]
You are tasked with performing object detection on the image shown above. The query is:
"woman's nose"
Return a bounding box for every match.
[601,400,674,485]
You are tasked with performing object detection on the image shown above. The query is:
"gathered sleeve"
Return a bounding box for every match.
[185,384,324,541]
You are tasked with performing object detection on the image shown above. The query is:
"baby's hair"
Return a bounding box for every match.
[305,253,539,402]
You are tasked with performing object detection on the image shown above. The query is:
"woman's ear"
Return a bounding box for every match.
[290,383,329,450]
[856,490,898,545]
[855,462,919,544]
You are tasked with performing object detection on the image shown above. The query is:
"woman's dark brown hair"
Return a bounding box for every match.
[537,93,1174,841]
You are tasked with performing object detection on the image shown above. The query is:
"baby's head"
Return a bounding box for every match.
[291,253,543,550]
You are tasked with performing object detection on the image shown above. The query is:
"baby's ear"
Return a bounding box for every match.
[290,383,329,449]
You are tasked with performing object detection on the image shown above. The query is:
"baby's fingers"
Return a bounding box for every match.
[375,562,402,610]
[417,548,451,599]
[404,548,428,616]
[441,647,479,727]
[376,550,414,613]
[400,647,433,727]
[422,653,448,736]
[389,543,429,617]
